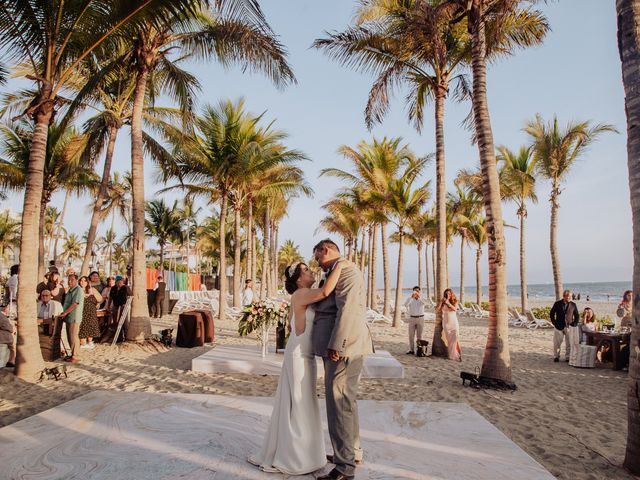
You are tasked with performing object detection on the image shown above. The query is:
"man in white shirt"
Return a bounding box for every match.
[404,286,427,355]
[37,289,63,335]
[242,279,254,306]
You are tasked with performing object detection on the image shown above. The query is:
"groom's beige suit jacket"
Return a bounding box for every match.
[312,262,374,358]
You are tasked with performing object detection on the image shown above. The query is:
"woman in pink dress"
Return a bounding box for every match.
[437,289,462,361]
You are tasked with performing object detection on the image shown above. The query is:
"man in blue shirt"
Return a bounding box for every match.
[59,274,84,363]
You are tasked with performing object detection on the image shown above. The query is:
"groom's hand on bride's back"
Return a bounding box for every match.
[327,349,340,362]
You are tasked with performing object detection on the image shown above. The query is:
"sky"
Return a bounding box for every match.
[0,0,631,288]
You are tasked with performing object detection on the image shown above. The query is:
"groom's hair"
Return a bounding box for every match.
[313,239,340,253]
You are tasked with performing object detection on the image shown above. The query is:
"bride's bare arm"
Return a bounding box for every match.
[293,260,349,308]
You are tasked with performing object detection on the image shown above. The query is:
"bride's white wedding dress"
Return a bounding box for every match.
[248,307,326,475]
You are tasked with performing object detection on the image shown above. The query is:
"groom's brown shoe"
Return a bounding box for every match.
[317,468,354,480]
[326,454,363,466]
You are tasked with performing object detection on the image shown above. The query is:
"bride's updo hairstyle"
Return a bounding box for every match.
[284,262,306,295]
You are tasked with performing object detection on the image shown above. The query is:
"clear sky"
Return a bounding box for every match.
[1,0,631,287]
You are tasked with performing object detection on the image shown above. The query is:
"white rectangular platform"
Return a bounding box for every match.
[191,344,404,378]
[0,391,554,480]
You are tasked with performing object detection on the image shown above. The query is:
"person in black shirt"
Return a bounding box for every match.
[107,276,132,326]
[550,289,580,362]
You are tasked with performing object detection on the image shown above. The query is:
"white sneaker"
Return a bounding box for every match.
[87,342,95,349]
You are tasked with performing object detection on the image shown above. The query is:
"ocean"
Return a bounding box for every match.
[388,281,632,302]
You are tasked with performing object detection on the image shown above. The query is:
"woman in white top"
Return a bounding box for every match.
[249,260,349,475]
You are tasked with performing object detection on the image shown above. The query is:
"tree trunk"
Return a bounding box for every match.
[417,242,423,292]
[159,243,165,271]
[270,221,277,296]
[425,242,431,301]
[431,243,436,300]
[381,223,391,316]
[459,236,465,305]
[15,89,52,380]
[617,0,640,472]
[81,125,118,276]
[218,193,229,320]
[476,248,482,305]
[53,189,70,266]
[38,197,47,281]
[549,184,563,300]
[233,204,241,308]
[247,197,255,295]
[366,226,373,307]
[359,228,366,273]
[432,88,449,357]
[519,209,528,312]
[470,1,512,382]
[250,200,257,297]
[260,202,270,300]
[393,230,405,328]
[127,68,151,341]
[370,224,378,310]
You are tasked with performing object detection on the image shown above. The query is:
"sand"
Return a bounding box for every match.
[0,310,633,480]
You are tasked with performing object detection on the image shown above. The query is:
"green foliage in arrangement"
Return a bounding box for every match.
[238,299,290,336]
[531,307,551,320]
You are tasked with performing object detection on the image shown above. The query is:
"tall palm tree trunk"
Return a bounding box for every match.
[617,0,640,472]
[425,242,431,300]
[38,198,47,280]
[476,248,482,305]
[370,224,378,310]
[381,223,391,316]
[270,221,278,295]
[218,193,229,320]
[549,184,563,300]
[431,244,436,300]
[53,190,70,265]
[15,89,53,380]
[247,198,254,293]
[250,202,257,296]
[233,205,241,307]
[260,203,270,300]
[366,226,373,307]
[128,69,151,341]
[159,243,165,270]
[459,236,465,305]
[81,125,118,275]
[432,88,448,357]
[519,210,528,312]
[470,1,512,382]
[392,230,405,328]
[417,241,423,291]
[359,229,366,273]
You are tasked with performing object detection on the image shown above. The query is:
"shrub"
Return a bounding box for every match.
[531,307,551,320]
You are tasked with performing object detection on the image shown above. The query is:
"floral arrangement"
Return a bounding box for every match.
[238,299,290,337]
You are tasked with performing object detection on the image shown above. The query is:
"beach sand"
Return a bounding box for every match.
[0,310,632,480]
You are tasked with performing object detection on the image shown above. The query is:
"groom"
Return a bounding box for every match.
[312,239,373,480]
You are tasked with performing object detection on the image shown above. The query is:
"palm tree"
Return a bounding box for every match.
[145,199,182,269]
[447,185,482,305]
[0,210,20,273]
[466,216,487,305]
[498,145,537,312]
[443,0,548,383]
[62,233,84,267]
[320,137,413,317]
[525,115,615,300]
[616,0,640,472]
[0,0,203,380]
[96,228,118,276]
[122,2,295,340]
[278,240,303,274]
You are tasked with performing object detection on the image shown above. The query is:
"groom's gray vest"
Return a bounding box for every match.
[312,263,374,358]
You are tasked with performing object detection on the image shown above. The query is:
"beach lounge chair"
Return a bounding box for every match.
[366,309,392,325]
[525,310,554,330]
[458,304,475,316]
[508,307,529,327]
[471,303,489,318]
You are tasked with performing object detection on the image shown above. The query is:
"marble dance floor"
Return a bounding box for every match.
[0,391,555,480]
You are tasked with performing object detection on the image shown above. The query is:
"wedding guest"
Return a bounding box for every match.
[617,290,633,328]
[437,288,461,361]
[43,271,65,304]
[153,274,166,318]
[89,271,105,294]
[579,307,596,343]
[101,276,115,308]
[37,289,63,334]
[36,272,50,295]
[107,275,131,325]
[550,290,579,362]
[59,274,84,363]
[0,307,16,368]
[78,276,102,349]
[242,279,254,306]
[403,286,426,355]
[4,264,18,304]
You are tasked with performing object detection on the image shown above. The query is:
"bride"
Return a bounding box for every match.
[248,260,348,475]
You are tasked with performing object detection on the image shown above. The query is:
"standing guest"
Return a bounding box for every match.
[0,307,16,368]
[5,264,19,304]
[107,275,131,326]
[46,271,65,304]
[78,276,102,349]
[550,289,579,362]
[617,290,633,328]
[437,288,461,361]
[101,277,115,305]
[36,273,50,295]
[242,279,254,306]
[153,274,166,318]
[403,286,426,355]
[58,274,84,363]
[88,271,105,295]
[37,290,63,335]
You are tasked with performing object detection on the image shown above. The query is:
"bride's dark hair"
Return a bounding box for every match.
[284,263,306,294]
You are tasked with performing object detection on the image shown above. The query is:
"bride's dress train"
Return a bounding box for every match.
[248,307,326,475]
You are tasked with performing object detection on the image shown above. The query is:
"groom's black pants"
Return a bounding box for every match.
[323,355,364,477]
